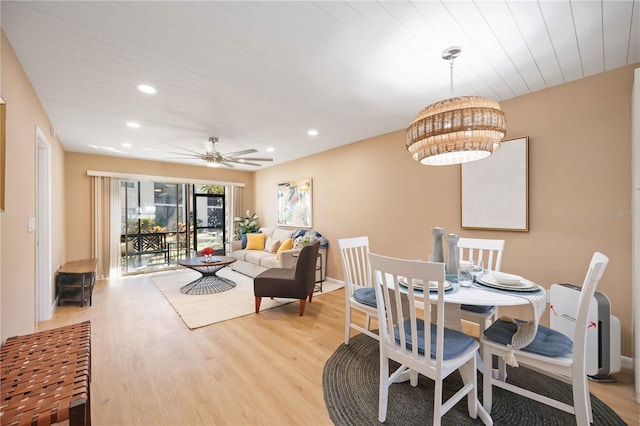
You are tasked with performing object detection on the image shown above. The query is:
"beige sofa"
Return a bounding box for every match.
[230,227,327,281]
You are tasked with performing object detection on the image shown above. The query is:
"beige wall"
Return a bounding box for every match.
[1,32,67,341]
[64,153,255,261]
[255,64,637,356]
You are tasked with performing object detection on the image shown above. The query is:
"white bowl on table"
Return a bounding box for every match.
[459,260,474,270]
[491,271,523,285]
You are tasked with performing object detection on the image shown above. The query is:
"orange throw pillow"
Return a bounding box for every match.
[276,238,294,259]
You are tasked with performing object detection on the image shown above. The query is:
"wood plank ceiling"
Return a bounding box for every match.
[2,1,638,170]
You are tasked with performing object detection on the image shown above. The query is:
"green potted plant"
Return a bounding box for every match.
[234,210,259,240]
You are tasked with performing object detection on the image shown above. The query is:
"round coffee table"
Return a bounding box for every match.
[178,256,237,295]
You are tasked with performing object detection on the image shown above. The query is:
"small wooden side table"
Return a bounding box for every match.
[56,258,97,307]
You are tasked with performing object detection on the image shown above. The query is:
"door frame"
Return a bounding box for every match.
[632,67,639,402]
[35,126,52,321]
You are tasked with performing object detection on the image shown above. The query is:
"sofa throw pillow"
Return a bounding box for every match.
[276,238,294,260]
[293,232,319,249]
[264,238,280,254]
[241,231,261,249]
[246,233,266,250]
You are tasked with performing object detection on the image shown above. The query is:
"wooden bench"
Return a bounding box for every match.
[56,259,97,307]
[0,321,92,426]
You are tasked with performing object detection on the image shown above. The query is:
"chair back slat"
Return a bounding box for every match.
[458,237,505,271]
[338,237,372,296]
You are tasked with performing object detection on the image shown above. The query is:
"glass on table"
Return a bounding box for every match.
[470,260,485,283]
[458,267,473,287]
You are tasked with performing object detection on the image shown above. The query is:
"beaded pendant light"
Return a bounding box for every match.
[406,47,506,166]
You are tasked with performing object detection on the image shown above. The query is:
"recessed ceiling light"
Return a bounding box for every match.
[307,129,319,136]
[266,147,275,152]
[137,84,157,94]
[126,121,141,128]
[121,143,132,148]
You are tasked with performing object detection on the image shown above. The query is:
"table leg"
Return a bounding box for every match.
[431,303,464,331]
[180,264,237,295]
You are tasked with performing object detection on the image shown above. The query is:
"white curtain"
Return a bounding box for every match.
[226,186,243,248]
[92,176,121,279]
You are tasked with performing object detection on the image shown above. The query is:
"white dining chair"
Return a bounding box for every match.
[338,236,378,344]
[481,252,609,425]
[369,253,491,426]
[457,238,505,336]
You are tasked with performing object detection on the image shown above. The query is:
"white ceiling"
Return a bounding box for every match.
[2,1,639,170]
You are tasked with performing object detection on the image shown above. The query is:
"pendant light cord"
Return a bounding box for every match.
[449,57,454,97]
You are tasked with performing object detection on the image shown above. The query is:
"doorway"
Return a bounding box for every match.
[35,127,52,321]
[120,180,226,274]
[193,185,226,255]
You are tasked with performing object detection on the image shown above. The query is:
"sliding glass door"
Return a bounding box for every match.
[120,180,226,275]
[193,184,226,255]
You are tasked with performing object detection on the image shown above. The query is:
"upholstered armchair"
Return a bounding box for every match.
[253,241,320,316]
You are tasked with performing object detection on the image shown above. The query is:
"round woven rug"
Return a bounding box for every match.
[323,334,626,426]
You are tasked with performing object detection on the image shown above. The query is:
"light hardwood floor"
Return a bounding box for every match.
[38,273,638,425]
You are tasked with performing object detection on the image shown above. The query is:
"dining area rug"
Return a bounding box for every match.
[323,333,626,426]
[150,268,343,329]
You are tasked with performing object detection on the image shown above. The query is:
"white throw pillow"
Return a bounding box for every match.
[272,228,292,242]
[264,238,280,254]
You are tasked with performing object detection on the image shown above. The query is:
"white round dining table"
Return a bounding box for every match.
[427,279,546,331]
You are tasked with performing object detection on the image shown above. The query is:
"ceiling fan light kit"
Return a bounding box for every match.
[167,136,273,168]
[406,46,506,166]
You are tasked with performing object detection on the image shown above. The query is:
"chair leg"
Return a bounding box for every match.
[255,297,262,313]
[365,313,372,331]
[345,306,352,345]
[573,374,591,425]
[378,356,389,422]
[299,299,306,316]
[483,349,494,413]
[308,292,313,303]
[410,370,418,387]
[458,359,478,419]
[433,378,443,426]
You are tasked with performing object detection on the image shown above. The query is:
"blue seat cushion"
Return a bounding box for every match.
[484,319,573,357]
[461,304,495,314]
[353,287,376,308]
[393,319,476,360]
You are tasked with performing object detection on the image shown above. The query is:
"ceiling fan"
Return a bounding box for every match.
[167,137,273,168]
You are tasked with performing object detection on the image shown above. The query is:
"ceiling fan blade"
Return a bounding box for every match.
[219,162,236,168]
[226,159,263,167]
[222,149,258,157]
[229,157,273,162]
[164,157,202,160]
[168,144,203,155]
[163,151,203,158]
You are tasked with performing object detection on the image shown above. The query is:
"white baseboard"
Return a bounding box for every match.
[621,355,633,370]
[324,276,343,285]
